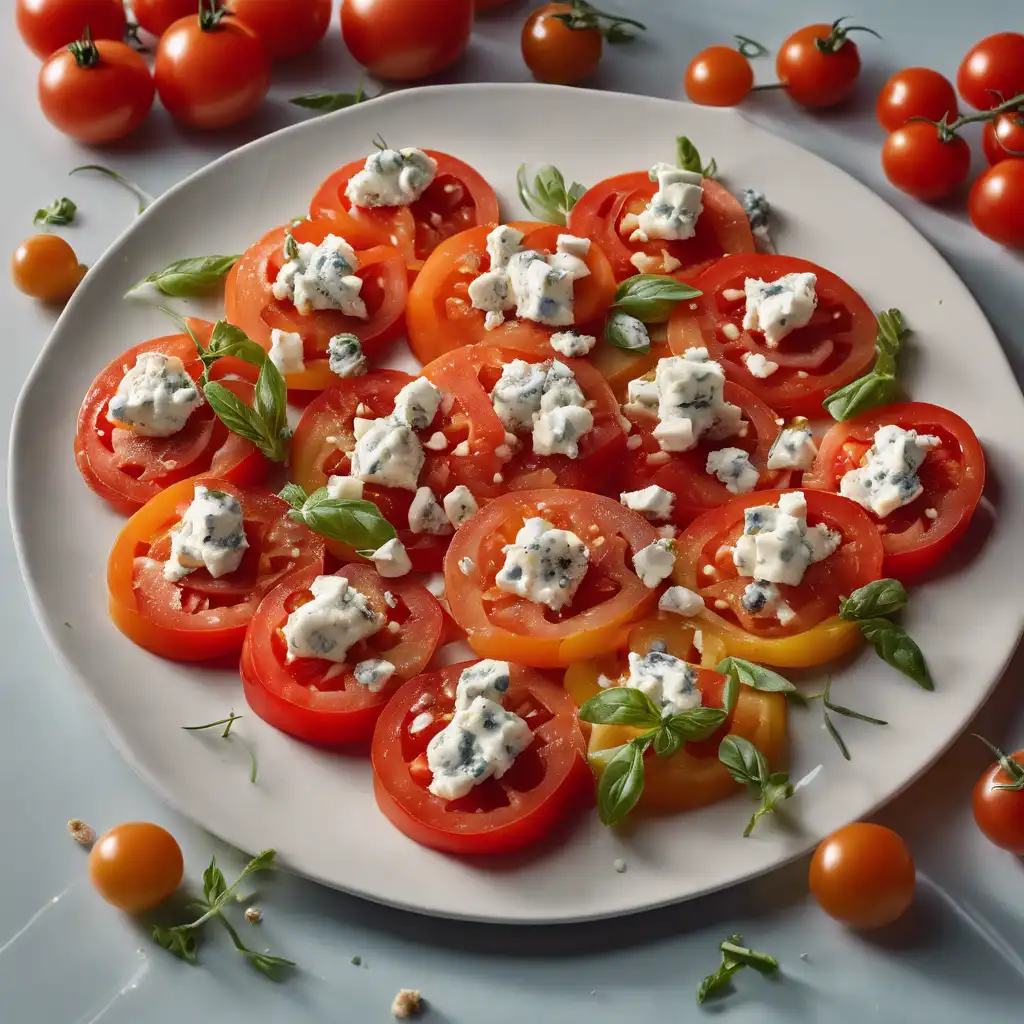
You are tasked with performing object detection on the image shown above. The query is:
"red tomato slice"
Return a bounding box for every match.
[242,563,443,745]
[802,402,985,581]
[444,488,659,668]
[567,172,755,282]
[668,254,877,417]
[108,478,324,661]
[405,221,617,364]
[420,345,627,501]
[75,322,267,515]
[618,379,787,525]
[371,660,590,855]
[309,150,501,268]
[289,370,452,571]
[224,217,407,391]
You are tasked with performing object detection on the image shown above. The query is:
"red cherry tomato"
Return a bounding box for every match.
[956,32,1024,110]
[38,36,154,144]
[875,67,958,132]
[132,0,195,38]
[776,20,871,109]
[225,0,331,61]
[881,122,971,201]
[969,159,1024,249]
[522,2,602,86]
[982,114,1024,165]
[155,12,270,129]
[685,46,753,107]
[16,0,126,59]
[342,0,474,81]
[89,822,184,912]
[973,745,1024,854]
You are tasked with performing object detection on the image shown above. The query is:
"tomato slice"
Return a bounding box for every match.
[567,172,755,282]
[224,217,407,391]
[405,221,617,364]
[802,402,985,581]
[420,345,627,501]
[108,478,325,661]
[444,488,659,668]
[288,370,452,571]
[309,150,501,268]
[668,254,877,417]
[618,378,788,525]
[673,488,883,667]
[241,563,443,745]
[371,660,590,855]
[74,322,267,515]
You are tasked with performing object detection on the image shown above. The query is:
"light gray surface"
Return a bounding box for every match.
[2,0,1023,1020]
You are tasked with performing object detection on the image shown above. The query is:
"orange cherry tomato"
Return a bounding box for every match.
[11,234,85,302]
[17,0,126,60]
[973,747,1024,854]
[88,822,184,913]
[38,36,154,144]
[810,823,915,929]
[956,32,1024,111]
[881,122,971,201]
[875,67,958,132]
[522,2,602,85]
[132,0,195,37]
[685,46,753,107]
[155,12,270,129]
[225,0,331,61]
[969,159,1024,249]
[777,20,872,109]
[982,113,1024,165]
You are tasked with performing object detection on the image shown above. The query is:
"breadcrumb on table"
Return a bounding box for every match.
[244,906,262,924]
[391,988,423,1018]
[67,819,95,846]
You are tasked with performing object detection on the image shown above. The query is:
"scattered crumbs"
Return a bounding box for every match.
[613,858,627,873]
[797,371,808,378]
[775,417,785,426]
[587,523,600,535]
[351,955,363,966]
[799,952,809,961]
[389,235,399,247]
[325,435,338,444]
[592,536,606,548]
[626,435,643,450]
[387,621,400,634]
[701,565,715,576]
[391,988,423,1019]
[63,621,73,629]
[244,906,262,925]
[713,599,728,610]
[938,298,943,305]
[646,451,671,465]
[492,473,504,484]
[590,990,598,997]
[924,507,938,520]
[67,819,95,846]
[536,501,547,510]
[384,591,398,608]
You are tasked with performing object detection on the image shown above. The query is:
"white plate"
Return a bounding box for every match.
[10,85,1024,924]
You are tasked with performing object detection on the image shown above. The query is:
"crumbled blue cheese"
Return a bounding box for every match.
[620,484,675,521]
[740,580,795,625]
[269,329,305,374]
[767,427,818,471]
[733,491,840,586]
[741,188,771,241]
[533,405,593,458]
[368,538,412,578]
[164,485,247,582]
[742,273,817,347]
[612,314,651,351]
[107,351,201,437]
[743,352,779,378]
[633,539,676,588]
[327,475,364,501]
[622,375,660,417]
[659,586,705,617]
[408,487,451,535]
[467,267,514,330]
[280,574,384,662]
[454,660,511,710]
[546,234,591,279]
[353,658,396,691]
[458,556,474,575]
[272,234,368,318]
[507,251,574,326]
[344,147,437,208]
[631,164,704,243]
[839,424,940,518]
[392,376,442,431]
[486,224,524,270]
[706,447,760,494]
[549,330,597,357]
[626,650,702,716]
[443,485,478,528]
[491,359,550,431]
[350,418,424,491]
[327,333,367,378]
[495,517,589,612]
[409,711,434,734]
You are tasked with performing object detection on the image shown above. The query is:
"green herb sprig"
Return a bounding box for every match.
[718,734,793,836]
[161,312,267,387]
[675,136,717,178]
[716,656,798,714]
[279,484,396,553]
[34,197,77,227]
[823,309,908,421]
[697,934,780,1005]
[70,164,152,214]
[129,255,240,298]
[291,78,370,113]
[183,712,258,783]
[204,357,290,463]
[516,164,586,226]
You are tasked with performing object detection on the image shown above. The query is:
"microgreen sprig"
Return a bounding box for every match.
[718,734,793,837]
[551,0,646,43]
[160,311,267,387]
[823,309,909,421]
[816,676,888,761]
[697,934,779,1005]
[516,164,586,226]
[204,356,290,463]
[183,711,258,783]
[291,78,372,114]
[675,136,717,178]
[34,197,77,228]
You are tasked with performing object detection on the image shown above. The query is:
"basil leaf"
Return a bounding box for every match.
[516,163,586,226]
[206,320,266,368]
[33,196,76,227]
[254,359,288,451]
[290,80,368,113]
[277,483,308,510]
[716,657,797,695]
[858,617,933,690]
[596,738,649,826]
[202,858,227,904]
[151,924,197,963]
[718,938,779,975]
[665,706,728,741]
[722,669,739,715]
[875,308,907,359]
[745,773,794,837]
[244,950,297,978]
[653,725,684,759]
[289,490,397,550]
[132,254,240,298]
[612,274,702,322]
[697,958,742,1005]
[604,311,650,352]
[839,578,908,620]
[203,382,276,457]
[676,136,703,174]
[718,734,768,789]
[578,687,662,727]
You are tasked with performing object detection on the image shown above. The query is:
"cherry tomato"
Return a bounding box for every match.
[973,747,1024,854]
[776,21,869,109]
[88,822,184,913]
[11,234,85,302]
[956,32,1024,111]
[38,36,154,144]
[875,67,958,132]
[132,0,195,37]
[969,159,1024,248]
[810,823,915,929]
[881,122,971,201]
[685,46,753,107]
[522,2,601,85]
[155,12,270,129]
[225,0,331,61]
[342,0,474,81]
[16,0,126,60]
[982,113,1024,165]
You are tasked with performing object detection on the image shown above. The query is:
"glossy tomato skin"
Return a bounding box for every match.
[133,0,195,37]
[38,40,154,144]
[17,0,126,59]
[973,751,1024,854]
[983,114,1024,165]
[225,0,331,60]
[882,122,971,201]
[88,822,184,913]
[969,159,1024,249]
[804,402,986,581]
[810,823,915,929]
[956,33,1024,110]
[342,0,474,81]
[777,24,861,109]
[155,15,270,129]
[372,661,591,855]
[522,2,601,85]
[875,67,958,132]
[12,234,85,301]
[685,46,753,107]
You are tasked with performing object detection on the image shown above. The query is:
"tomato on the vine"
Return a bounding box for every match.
[969,159,1024,248]
[225,0,332,61]
[89,822,184,913]
[133,0,195,38]
[776,18,876,109]
[973,742,1024,855]
[17,0,126,60]
[875,67,958,133]
[882,122,971,201]
[982,114,1024,165]
[685,46,753,107]
[11,234,85,302]
[956,32,1024,111]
